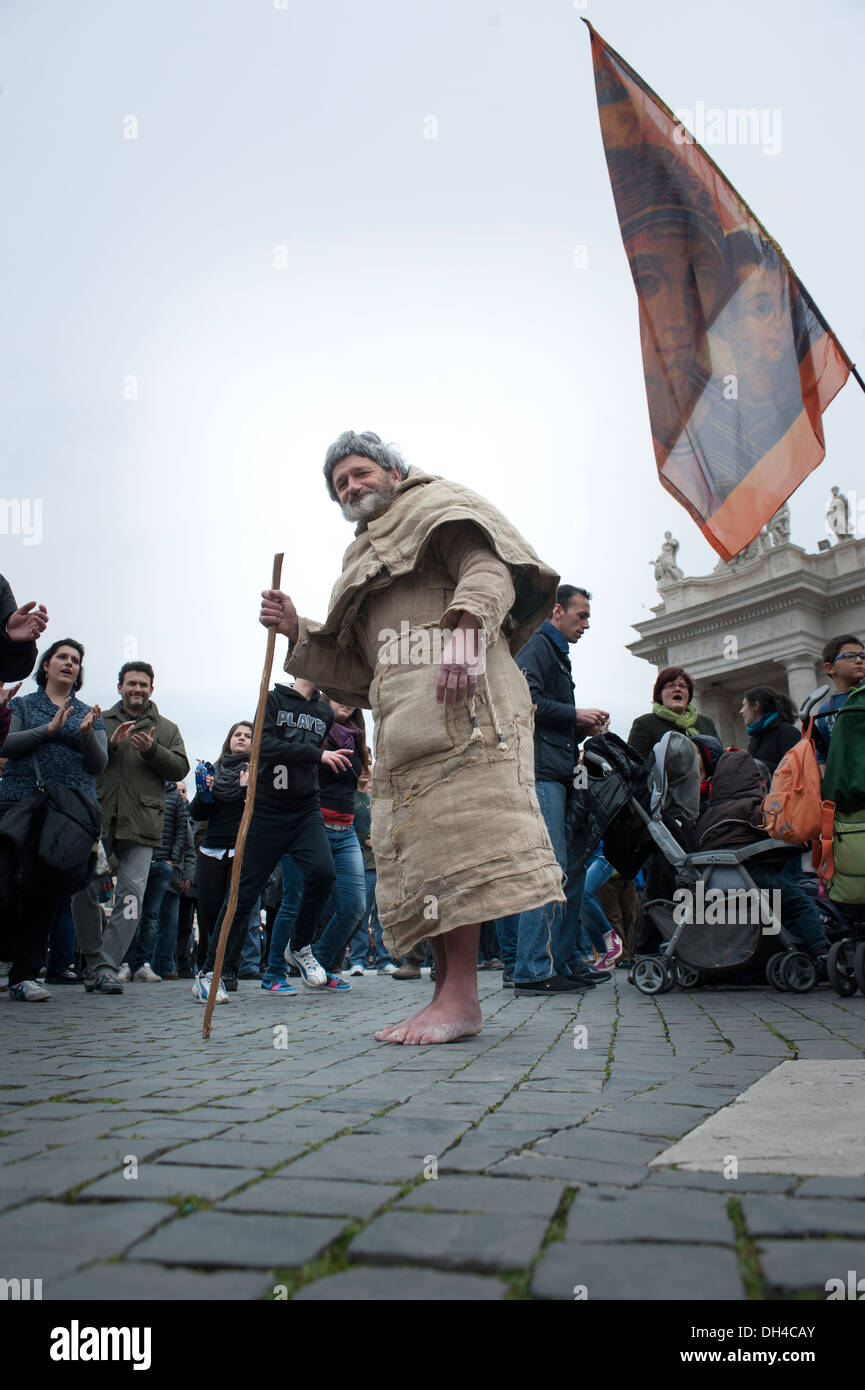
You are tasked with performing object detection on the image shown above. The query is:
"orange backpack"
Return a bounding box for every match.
[761,717,835,876]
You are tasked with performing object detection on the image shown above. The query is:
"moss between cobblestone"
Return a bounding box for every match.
[759,1020,797,1054]
[727,1197,768,1299]
[163,1195,215,1214]
[270,1222,364,1298]
[650,997,676,1054]
[691,999,736,1052]
[504,1187,579,1299]
[603,1015,619,1081]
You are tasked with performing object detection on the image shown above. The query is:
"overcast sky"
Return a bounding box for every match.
[3,0,863,780]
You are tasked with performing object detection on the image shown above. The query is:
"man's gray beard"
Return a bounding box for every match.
[340,485,395,523]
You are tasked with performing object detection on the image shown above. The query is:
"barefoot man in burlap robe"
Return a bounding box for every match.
[260,431,565,1044]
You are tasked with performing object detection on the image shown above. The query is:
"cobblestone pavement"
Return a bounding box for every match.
[2,970,864,1301]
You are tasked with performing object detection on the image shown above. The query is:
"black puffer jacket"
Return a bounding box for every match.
[747,718,800,776]
[696,750,790,868]
[515,625,578,785]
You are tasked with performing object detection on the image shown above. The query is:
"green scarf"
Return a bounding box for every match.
[652,701,699,733]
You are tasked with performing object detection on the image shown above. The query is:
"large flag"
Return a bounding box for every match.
[585,22,852,561]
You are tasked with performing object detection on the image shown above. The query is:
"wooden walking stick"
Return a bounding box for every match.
[202,553,284,1039]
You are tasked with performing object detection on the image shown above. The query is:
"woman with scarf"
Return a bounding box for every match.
[740,687,799,776]
[627,667,719,761]
[0,638,106,1000]
[189,720,252,969]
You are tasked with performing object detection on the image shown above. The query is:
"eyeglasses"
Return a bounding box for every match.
[835,651,865,662]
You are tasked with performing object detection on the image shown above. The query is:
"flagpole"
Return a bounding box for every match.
[582,18,865,398]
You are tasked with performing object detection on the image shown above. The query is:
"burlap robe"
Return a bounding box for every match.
[284,468,566,957]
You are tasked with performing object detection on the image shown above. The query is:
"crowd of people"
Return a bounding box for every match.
[0,440,862,1030]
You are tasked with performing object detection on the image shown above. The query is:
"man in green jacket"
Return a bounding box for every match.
[84,661,189,993]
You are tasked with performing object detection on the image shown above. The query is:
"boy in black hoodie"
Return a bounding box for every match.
[193,679,350,1002]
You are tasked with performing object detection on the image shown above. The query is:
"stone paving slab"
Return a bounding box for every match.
[796,1177,865,1199]
[128,1211,346,1268]
[566,1186,735,1244]
[78,1162,263,1202]
[493,1153,649,1186]
[348,1211,549,1271]
[0,1200,171,1278]
[532,1241,747,1300]
[741,1195,865,1237]
[396,1174,564,1218]
[758,1239,865,1292]
[294,1267,508,1299]
[44,1263,274,1301]
[154,1140,303,1169]
[219,1178,400,1219]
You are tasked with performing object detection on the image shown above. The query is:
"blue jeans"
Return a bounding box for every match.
[152,890,179,977]
[579,848,614,955]
[749,866,829,956]
[349,868,391,968]
[129,859,173,971]
[314,827,367,973]
[264,854,305,982]
[47,898,76,976]
[240,903,263,975]
[513,780,584,985]
[494,916,516,973]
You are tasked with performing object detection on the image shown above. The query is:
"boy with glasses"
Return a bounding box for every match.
[814,635,865,765]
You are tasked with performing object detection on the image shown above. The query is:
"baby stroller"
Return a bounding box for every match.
[579,730,820,995]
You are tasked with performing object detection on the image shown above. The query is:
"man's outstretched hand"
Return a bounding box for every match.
[260,590,299,643]
[6,602,48,643]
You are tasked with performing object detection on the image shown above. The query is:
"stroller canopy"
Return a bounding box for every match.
[650,732,700,823]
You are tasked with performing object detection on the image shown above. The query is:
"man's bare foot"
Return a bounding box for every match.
[375,1000,435,1042]
[379,1001,483,1046]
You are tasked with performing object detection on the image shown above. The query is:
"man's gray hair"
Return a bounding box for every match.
[322,430,408,500]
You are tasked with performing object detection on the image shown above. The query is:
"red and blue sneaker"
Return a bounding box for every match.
[261,978,297,995]
[324,972,351,991]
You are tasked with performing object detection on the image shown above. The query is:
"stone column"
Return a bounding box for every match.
[783,654,821,712]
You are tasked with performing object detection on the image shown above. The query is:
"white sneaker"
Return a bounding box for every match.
[191,971,228,1005]
[9,979,51,1001]
[286,944,327,989]
[377,963,398,975]
[348,963,366,976]
[132,963,162,982]
[117,963,132,983]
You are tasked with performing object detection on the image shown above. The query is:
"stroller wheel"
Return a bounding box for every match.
[674,963,703,990]
[632,956,670,995]
[854,942,865,996]
[766,953,788,992]
[827,940,857,997]
[780,951,817,993]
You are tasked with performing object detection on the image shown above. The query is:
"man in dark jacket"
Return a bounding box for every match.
[502,585,609,995]
[0,575,48,682]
